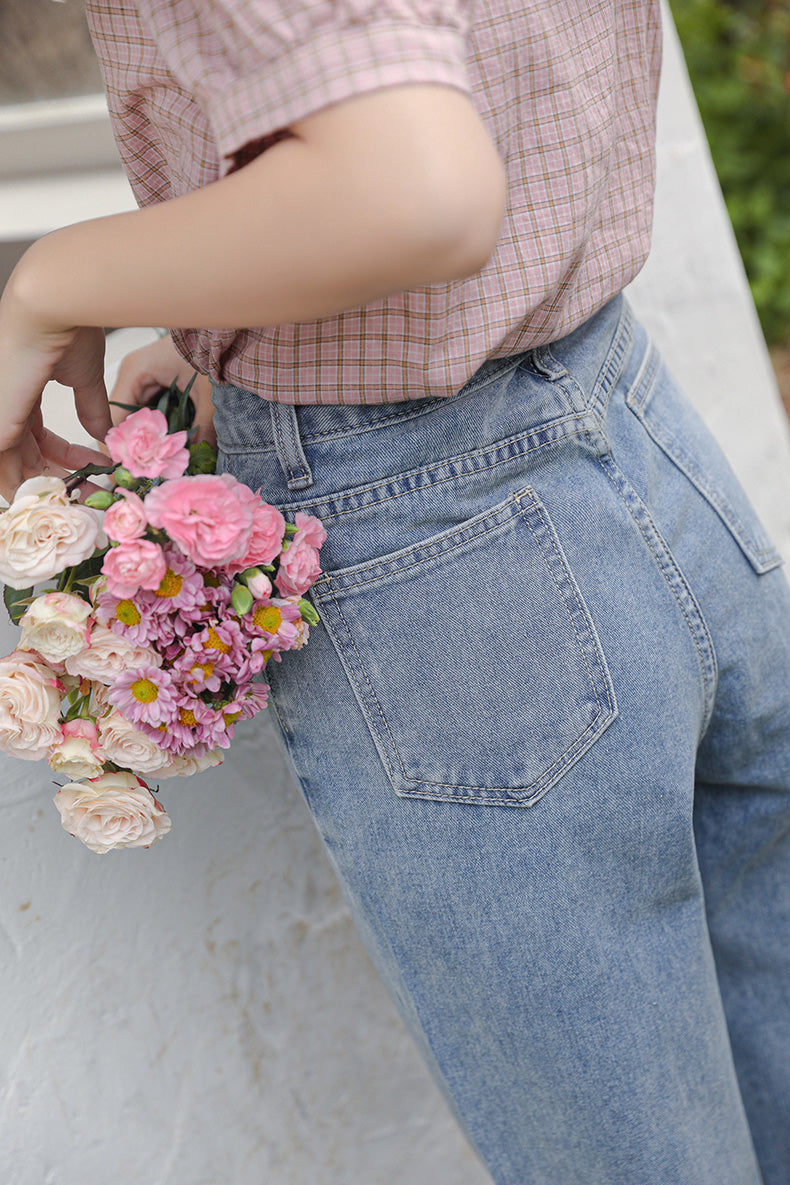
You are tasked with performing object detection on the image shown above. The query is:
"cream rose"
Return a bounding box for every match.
[19,592,92,664]
[0,476,106,590]
[53,771,172,854]
[0,650,63,760]
[49,719,105,780]
[155,747,225,779]
[97,708,173,775]
[65,625,161,684]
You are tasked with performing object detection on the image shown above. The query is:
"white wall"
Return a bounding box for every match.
[2,8,789,1185]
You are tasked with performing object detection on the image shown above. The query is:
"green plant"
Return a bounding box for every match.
[669,0,790,344]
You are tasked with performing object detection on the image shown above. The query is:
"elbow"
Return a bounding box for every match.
[414,146,508,282]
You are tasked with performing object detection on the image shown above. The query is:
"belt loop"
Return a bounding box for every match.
[269,402,314,490]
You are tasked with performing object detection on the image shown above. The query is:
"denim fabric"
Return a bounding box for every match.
[213,295,790,1185]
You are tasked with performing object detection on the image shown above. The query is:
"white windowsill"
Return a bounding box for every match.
[0,93,136,242]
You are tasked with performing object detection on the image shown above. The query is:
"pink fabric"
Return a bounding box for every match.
[85,1,662,405]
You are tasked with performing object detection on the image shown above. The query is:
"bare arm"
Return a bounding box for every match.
[0,83,506,498]
[13,84,506,331]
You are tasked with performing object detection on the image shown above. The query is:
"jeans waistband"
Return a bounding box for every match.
[212,293,642,491]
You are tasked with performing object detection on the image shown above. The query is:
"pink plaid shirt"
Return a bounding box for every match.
[85,1,662,405]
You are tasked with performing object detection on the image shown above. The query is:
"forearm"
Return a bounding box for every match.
[12,106,505,334]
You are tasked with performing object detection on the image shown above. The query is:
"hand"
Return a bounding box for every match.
[108,334,216,448]
[0,269,114,503]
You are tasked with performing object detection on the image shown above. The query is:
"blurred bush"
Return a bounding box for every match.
[669,0,790,345]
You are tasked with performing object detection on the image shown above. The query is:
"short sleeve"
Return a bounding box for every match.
[138,0,475,174]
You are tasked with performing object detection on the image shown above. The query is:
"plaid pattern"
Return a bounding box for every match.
[85,1,663,405]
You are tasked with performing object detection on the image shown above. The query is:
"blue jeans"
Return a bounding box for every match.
[214,295,790,1185]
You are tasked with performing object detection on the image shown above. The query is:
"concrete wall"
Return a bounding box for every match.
[2,8,789,1184]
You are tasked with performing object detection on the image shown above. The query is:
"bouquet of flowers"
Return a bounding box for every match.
[0,382,325,854]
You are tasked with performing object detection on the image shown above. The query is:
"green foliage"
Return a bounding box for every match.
[3,584,33,625]
[669,0,790,344]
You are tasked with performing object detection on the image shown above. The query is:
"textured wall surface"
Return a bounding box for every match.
[1,8,789,1185]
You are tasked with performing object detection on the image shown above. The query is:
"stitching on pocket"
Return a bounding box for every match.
[319,500,530,595]
[316,490,617,805]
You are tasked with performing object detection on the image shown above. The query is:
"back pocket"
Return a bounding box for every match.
[311,487,617,807]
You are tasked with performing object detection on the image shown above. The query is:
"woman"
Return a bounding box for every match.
[0,2,787,1181]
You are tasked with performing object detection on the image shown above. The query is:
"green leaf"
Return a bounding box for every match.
[187,439,218,475]
[64,463,118,495]
[65,550,108,595]
[3,583,34,625]
[107,399,141,412]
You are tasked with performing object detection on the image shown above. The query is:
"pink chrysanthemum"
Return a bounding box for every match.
[192,617,247,671]
[147,548,205,616]
[93,587,162,646]
[158,695,222,755]
[108,664,179,728]
[242,598,302,652]
[173,645,224,694]
[174,577,233,633]
[222,684,270,728]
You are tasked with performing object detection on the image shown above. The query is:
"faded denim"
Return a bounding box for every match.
[213,295,790,1185]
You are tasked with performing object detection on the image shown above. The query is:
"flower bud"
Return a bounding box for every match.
[242,568,273,600]
[231,583,254,616]
[84,490,115,510]
[298,598,320,626]
[112,466,137,489]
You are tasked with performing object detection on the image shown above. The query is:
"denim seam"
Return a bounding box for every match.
[321,585,399,786]
[266,683,294,743]
[624,344,661,415]
[271,415,586,521]
[285,409,301,482]
[515,490,615,731]
[632,411,780,567]
[598,454,718,736]
[590,302,634,423]
[320,493,615,803]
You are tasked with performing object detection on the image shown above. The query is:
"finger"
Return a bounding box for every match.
[191,415,218,449]
[109,372,167,426]
[73,377,113,444]
[0,449,27,504]
[35,427,116,474]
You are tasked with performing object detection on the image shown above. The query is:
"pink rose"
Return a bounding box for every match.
[105,407,189,480]
[103,489,148,542]
[274,539,322,598]
[293,511,327,550]
[102,540,167,599]
[143,474,254,567]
